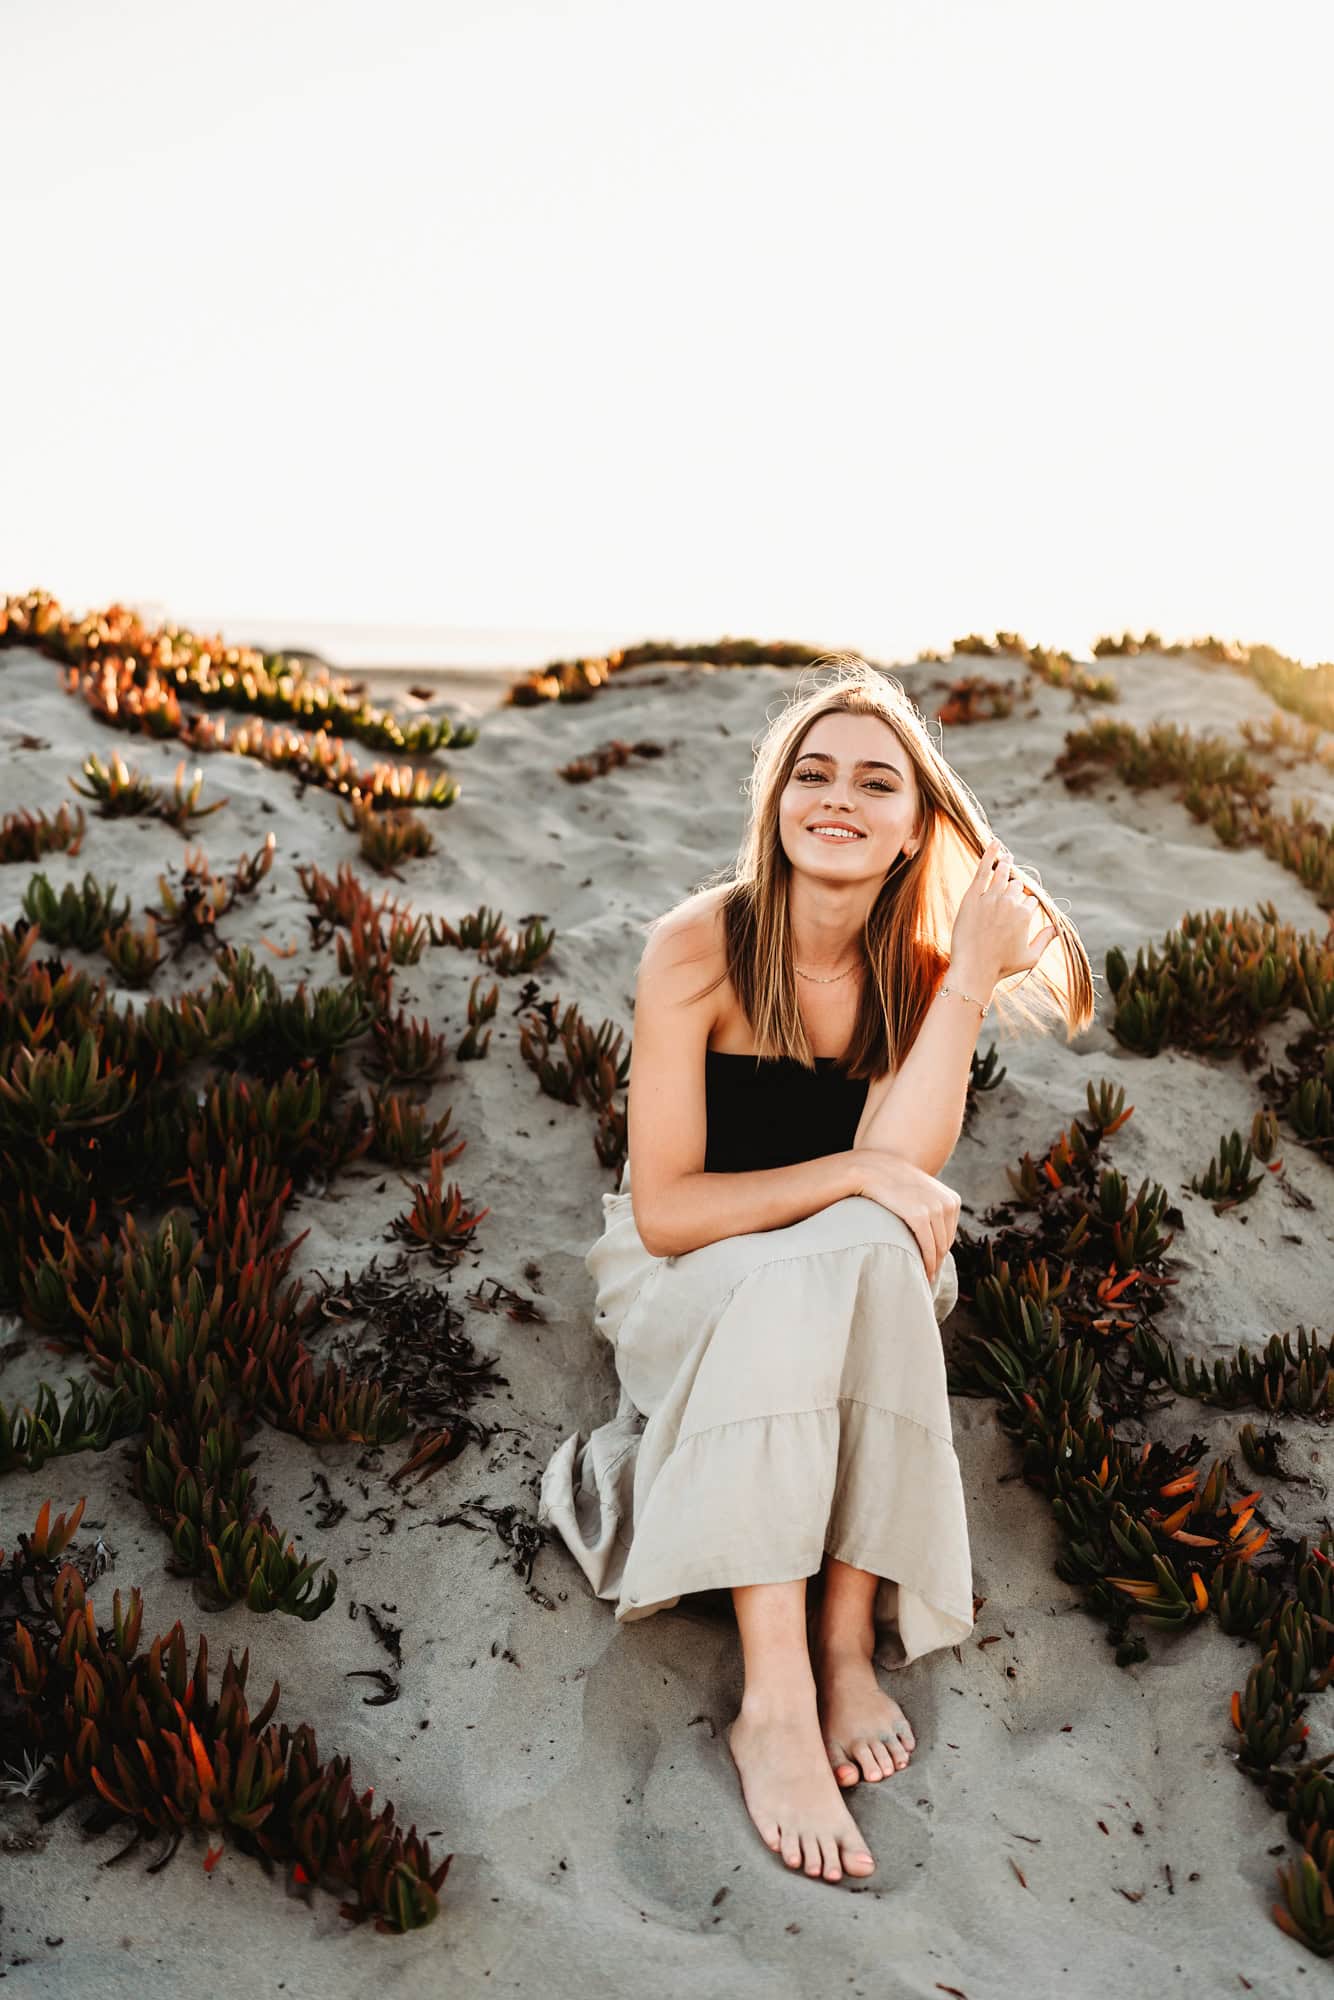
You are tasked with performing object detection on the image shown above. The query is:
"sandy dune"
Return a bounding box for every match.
[1,639,1331,1998]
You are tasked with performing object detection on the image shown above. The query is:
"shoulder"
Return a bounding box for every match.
[635,886,732,1024]
[641,884,729,970]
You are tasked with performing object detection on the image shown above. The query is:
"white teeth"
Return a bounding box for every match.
[809,827,862,840]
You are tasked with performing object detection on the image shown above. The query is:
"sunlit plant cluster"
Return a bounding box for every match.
[0,590,472,811]
[1058,717,1334,908]
[1094,629,1334,735]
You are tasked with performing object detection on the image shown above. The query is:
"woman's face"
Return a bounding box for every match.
[777,710,921,883]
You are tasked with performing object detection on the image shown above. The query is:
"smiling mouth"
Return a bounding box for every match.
[807,826,866,841]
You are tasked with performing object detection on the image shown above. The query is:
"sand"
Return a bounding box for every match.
[1,640,1331,1998]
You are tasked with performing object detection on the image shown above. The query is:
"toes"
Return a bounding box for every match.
[870,1738,898,1779]
[800,1833,824,1877]
[852,1739,883,1783]
[887,1733,911,1771]
[780,1828,803,1870]
[887,1706,915,1754]
[826,1739,859,1786]
[841,1837,876,1876]
[818,1835,843,1882]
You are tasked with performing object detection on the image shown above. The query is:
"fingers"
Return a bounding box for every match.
[978,836,1012,893]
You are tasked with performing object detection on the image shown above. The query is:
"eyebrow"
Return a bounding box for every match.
[795,750,905,780]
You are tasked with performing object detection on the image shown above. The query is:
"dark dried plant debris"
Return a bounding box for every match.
[345,1667,399,1706]
[311,1253,508,1434]
[348,1597,404,1667]
[297,1470,348,1531]
[423,1498,547,1586]
[465,1276,547,1324]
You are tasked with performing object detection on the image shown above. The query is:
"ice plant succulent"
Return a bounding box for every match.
[20,870,131,951]
[557,737,666,782]
[389,1148,489,1268]
[337,796,437,876]
[0,837,505,1647]
[456,974,498,1060]
[945,1061,1334,1955]
[68,749,164,816]
[0,802,87,863]
[1,588,478,774]
[1058,707,1334,910]
[517,994,631,1175]
[102,913,163,988]
[0,1505,451,1931]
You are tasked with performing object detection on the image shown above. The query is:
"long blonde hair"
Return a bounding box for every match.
[650,655,1097,1079]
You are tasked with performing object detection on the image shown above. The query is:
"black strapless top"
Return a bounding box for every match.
[703,1049,870,1173]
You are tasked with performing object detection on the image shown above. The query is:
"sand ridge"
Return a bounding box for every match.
[1,640,1331,1996]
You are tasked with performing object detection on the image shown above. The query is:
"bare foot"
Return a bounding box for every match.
[725,1696,877,1883]
[816,1648,916,1787]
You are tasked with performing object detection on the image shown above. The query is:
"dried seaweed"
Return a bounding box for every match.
[311,1253,506,1438]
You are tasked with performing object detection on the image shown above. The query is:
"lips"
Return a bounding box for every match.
[807,824,865,840]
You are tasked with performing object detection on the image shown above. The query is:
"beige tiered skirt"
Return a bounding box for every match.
[538,1162,975,1670]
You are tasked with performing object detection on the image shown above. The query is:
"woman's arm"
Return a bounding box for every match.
[851,957,999,1178]
[639,1151,861,1259]
[627,901,865,1258]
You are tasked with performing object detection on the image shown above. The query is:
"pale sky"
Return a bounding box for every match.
[3,0,1331,666]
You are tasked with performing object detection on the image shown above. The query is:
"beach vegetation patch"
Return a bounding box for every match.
[1103,904,1334,1159]
[0,1506,451,1930]
[518,994,629,1173]
[1,590,472,811]
[947,1067,1334,1954]
[0,804,88,864]
[337,797,437,876]
[1095,629,1334,736]
[557,737,667,782]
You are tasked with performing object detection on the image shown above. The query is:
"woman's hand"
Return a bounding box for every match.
[845,1147,962,1284]
[948,837,1059,989]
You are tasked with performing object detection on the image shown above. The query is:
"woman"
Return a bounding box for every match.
[539,655,1095,1885]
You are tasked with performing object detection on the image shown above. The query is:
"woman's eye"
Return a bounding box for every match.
[795,770,892,791]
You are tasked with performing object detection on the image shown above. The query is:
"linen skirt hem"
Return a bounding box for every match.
[541,1398,975,1669]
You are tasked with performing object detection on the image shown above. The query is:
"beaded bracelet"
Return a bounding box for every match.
[937,981,990,1021]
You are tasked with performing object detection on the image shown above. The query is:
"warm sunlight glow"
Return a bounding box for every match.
[1,0,1330,666]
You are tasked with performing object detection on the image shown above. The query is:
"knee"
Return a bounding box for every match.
[819,1195,920,1256]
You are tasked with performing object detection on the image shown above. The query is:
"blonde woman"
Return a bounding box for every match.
[540,656,1095,1885]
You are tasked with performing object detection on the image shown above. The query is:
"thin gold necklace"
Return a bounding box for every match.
[793,959,860,984]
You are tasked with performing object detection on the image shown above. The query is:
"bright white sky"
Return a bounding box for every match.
[3,0,1331,665]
